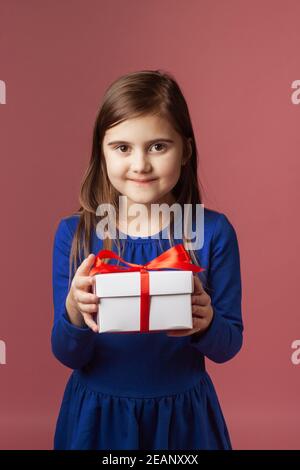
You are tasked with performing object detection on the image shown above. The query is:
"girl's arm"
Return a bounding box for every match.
[51,218,97,369]
[190,213,243,363]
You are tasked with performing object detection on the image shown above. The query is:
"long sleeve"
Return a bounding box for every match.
[190,213,243,363]
[51,218,97,369]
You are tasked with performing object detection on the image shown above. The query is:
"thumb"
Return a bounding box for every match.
[193,274,204,294]
[77,253,96,276]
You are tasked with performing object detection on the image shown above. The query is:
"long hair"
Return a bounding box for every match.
[67,69,205,290]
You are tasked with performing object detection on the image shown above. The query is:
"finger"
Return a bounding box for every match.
[192,315,205,329]
[76,254,96,276]
[191,293,209,307]
[192,315,212,332]
[75,275,95,290]
[193,274,205,294]
[76,291,99,305]
[78,302,99,314]
[82,312,99,333]
[192,305,206,317]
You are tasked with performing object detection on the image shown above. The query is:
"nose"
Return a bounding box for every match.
[130,149,152,173]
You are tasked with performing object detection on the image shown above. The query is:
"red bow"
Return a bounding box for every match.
[90,244,205,332]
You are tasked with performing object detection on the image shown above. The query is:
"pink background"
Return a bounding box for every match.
[0,0,299,449]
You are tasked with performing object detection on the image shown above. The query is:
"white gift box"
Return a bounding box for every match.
[92,270,195,333]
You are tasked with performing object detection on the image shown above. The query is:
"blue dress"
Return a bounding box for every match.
[51,208,243,450]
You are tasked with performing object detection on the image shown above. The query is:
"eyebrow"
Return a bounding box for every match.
[107,138,175,146]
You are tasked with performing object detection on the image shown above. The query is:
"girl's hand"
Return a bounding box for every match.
[65,254,99,333]
[166,274,214,337]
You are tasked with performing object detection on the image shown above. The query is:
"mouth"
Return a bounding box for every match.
[127,178,158,185]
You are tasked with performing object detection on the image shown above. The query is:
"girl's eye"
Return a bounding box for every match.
[116,145,128,153]
[151,143,167,152]
[115,143,167,153]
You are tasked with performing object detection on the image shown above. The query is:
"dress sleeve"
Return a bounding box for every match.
[51,218,97,369]
[190,213,243,363]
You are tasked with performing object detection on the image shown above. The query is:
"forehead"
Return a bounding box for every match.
[103,114,177,142]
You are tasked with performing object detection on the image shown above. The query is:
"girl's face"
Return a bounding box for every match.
[102,114,192,209]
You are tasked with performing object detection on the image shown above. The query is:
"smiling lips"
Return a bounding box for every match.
[128,178,157,184]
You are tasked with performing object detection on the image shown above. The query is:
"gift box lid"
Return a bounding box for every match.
[94,270,194,298]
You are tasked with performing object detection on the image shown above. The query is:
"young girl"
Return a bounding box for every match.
[51,69,243,450]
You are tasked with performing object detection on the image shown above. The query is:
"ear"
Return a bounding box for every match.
[182,138,193,166]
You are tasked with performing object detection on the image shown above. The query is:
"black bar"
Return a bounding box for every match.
[0,450,299,465]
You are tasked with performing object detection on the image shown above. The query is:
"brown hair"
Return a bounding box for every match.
[67,69,205,290]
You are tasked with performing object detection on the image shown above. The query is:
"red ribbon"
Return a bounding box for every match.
[90,243,205,332]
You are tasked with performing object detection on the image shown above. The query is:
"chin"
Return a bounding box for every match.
[129,196,157,204]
